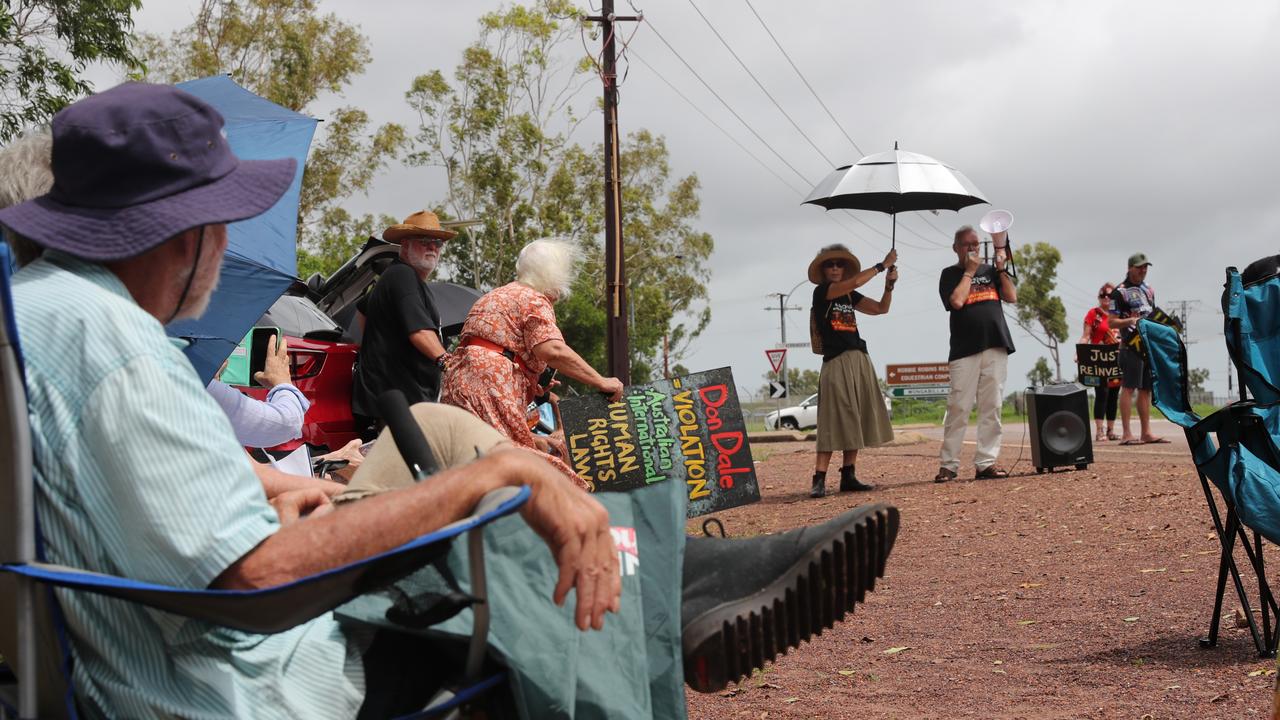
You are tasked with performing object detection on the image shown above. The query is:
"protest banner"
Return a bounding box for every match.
[1076,343,1120,387]
[558,367,761,517]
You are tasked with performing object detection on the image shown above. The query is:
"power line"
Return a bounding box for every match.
[742,0,862,157]
[683,0,835,168]
[629,50,808,197]
[644,16,814,187]
[638,17,946,280]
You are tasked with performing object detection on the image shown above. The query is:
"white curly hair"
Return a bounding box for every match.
[516,237,581,301]
[0,127,53,266]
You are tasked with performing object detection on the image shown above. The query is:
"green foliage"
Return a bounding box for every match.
[407,1,712,382]
[760,368,820,399]
[0,0,143,141]
[1011,242,1069,380]
[404,0,588,290]
[1027,357,1053,386]
[139,0,406,272]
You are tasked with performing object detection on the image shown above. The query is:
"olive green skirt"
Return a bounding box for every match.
[816,349,894,452]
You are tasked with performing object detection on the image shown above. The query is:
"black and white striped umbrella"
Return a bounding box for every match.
[803,144,987,249]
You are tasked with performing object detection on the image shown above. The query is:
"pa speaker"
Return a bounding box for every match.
[1025,383,1093,473]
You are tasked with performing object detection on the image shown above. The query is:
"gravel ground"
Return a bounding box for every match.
[683,426,1279,719]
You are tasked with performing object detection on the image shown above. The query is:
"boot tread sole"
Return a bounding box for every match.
[683,504,900,693]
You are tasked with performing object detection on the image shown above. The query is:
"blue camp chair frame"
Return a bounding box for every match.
[0,243,528,719]
[1142,305,1279,657]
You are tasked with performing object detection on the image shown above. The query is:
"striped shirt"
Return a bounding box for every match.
[14,252,364,718]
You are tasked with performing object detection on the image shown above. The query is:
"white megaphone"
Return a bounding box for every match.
[978,209,1017,278]
[979,209,1014,237]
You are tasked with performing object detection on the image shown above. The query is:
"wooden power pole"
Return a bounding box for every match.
[586,0,640,384]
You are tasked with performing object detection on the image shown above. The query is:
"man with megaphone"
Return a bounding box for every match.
[934,224,1018,483]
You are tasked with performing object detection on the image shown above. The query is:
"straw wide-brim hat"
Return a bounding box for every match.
[382,210,457,242]
[807,245,861,283]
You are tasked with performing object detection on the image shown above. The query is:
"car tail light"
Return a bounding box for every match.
[288,349,326,379]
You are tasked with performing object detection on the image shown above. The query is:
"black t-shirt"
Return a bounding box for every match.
[813,283,867,361]
[351,260,442,416]
[1110,279,1154,345]
[937,264,1016,361]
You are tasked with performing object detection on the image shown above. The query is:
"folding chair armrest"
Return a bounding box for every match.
[0,485,531,635]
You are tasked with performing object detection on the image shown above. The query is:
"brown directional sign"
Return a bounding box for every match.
[885,363,950,386]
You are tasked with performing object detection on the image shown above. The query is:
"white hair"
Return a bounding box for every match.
[516,237,581,300]
[0,127,53,266]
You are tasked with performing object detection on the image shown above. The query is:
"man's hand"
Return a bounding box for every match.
[270,487,334,525]
[503,448,621,630]
[994,249,1008,271]
[881,248,898,269]
[885,266,899,287]
[963,251,981,275]
[254,333,291,388]
[598,377,625,403]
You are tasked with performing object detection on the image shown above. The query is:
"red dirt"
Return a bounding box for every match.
[683,432,1279,719]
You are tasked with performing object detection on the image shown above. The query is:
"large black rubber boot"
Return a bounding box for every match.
[681,503,900,693]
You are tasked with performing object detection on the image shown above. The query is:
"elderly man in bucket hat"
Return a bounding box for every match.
[0,82,624,718]
[2,82,904,717]
[351,210,456,440]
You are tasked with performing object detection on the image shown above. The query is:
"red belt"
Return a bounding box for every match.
[460,336,530,373]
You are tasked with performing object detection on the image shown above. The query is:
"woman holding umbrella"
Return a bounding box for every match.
[808,244,899,498]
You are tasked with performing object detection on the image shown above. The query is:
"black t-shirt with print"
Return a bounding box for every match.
[814,283,867,361]
[1109,279,1154,344]
[937,264,1016,362]
[351,259,442,417]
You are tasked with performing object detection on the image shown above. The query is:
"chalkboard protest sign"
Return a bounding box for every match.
[558,367,761,517]
[1076,343,1120,387]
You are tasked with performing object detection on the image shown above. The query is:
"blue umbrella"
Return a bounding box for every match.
[166,75,318,384]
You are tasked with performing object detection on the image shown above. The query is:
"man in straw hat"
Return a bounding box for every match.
[351,210,456,439]
[934,225,1018,483]
[0,82,901,716]
[806,243,898,498]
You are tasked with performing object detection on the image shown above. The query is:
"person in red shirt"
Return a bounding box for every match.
[1079,282,1121,441]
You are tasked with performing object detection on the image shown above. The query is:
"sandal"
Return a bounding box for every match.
[934,467,957,483]
[1118,438,1145,446]
[975,465,1010,480]
[1142,437,1171,444]
[1107,432,1121,441]
[1095,431,1107,442]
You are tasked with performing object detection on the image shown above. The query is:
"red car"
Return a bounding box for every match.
[231,292,360,452]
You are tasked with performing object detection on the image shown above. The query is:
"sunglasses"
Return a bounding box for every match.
[822,260,845,269]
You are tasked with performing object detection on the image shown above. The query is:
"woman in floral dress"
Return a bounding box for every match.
[441,239,624,488]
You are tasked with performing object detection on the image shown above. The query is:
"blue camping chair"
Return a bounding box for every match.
[1225,257,1280,404]
[0,243,528,718]
[1142,317,1280,657]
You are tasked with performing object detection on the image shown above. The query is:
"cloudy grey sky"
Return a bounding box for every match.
[109,0,1280,399]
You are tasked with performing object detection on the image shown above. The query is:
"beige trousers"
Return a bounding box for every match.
[336,403,512,504]
[939,347,1008,473]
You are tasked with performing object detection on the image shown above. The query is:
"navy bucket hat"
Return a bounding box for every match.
[0,82,296,261]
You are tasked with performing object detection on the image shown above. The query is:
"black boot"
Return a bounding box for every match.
[809,471,826,498]
[681,504,901,693]
[839,465,874,492]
